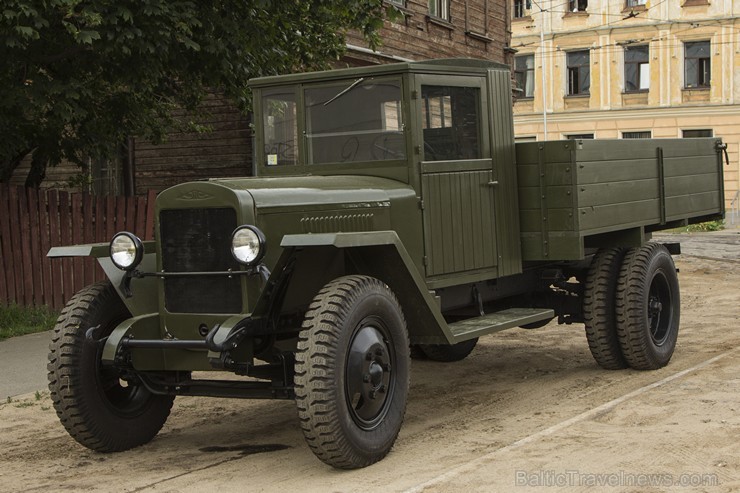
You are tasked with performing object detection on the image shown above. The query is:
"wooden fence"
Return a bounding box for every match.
[0,185,156,310]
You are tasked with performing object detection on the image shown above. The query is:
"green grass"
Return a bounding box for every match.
[668,220,725,234]
[0,303,59,341]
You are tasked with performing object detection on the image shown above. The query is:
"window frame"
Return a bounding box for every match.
[414,74,490,164]
[428,0,451,21]
[567,50,591,96]
[624,45,650,93]
[565,133,594,139]
[568,0,588,12]
[684,40,711,89]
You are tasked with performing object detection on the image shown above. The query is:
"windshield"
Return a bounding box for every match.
[304,77,405,164]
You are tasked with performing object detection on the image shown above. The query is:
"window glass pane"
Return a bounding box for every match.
[262,87,298,166]
[304,78,405,164]
[639,62,650,89]
[682,129,713,138]
[421,85,481,161]
[567,51,590,95]
[623,131,651,138]
[686,41,710,58]
[625,63,638,92]
[625,45,648,62]
[566,133,594,139]
[685,58,699,87]
[515,55,535,98]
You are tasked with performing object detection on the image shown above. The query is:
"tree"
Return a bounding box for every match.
[0,0,390,187]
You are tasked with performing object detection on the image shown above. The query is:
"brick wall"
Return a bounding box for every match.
[345,0,511,65]
[132,93,253,194]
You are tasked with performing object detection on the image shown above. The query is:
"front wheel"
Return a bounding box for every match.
[47,282,174,452]
[294,275,410,469]
[615,243,680,370]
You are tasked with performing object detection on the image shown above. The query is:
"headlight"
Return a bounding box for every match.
[231,225,266,266]
[110,232,143,271]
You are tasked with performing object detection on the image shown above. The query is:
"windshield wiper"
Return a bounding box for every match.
[323,77,365,106]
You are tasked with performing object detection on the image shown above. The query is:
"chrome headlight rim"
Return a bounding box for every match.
[231,225,266,266]
[109,232,144,271]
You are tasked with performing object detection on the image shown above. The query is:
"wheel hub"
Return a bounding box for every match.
[647,271,671,345]
[346,322,394,430]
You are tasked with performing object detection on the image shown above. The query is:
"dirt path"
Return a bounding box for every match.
[1,234,738,492]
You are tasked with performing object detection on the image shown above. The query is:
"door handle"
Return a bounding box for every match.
[487,181,499,187]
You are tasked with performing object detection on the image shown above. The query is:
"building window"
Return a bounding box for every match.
[624,45,649,92]
[623,131,651,139]
[568,0,588,12]
[567,51,590,96]
[515,136,537,142]
[566,133,594,139]
[429,0,450,20]
[684,41,711,88]
[514,55,535,98]
[682,129,713,138]
[625,0,646,6]
[387,0,405,5]
[514,0,532,18]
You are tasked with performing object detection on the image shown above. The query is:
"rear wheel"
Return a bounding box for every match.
[47,282,174,452]
[583,248,628,370]
[294,275,410,469]
[418,338,478,362]
[616,243,680,370]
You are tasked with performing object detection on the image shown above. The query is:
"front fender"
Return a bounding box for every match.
[275,231,453,344]
[47,241,158,316]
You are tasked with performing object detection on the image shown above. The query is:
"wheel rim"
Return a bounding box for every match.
[647,270,673,346]
[345,316,395,430]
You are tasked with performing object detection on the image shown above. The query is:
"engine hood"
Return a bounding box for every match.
[211,175,415,212]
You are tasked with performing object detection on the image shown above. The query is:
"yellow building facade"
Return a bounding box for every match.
[511,0,739,212]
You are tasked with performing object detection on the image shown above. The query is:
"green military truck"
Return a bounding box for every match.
[47,59,726,469]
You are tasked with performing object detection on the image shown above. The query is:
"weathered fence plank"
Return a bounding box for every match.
[1,185,157,309]
[0,185,12,304]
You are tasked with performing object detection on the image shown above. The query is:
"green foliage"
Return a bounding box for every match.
[0,303,58,340]
[671,220,726,233]
[0,0,389,186]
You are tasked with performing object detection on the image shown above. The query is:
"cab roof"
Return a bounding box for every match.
[248,58,510,88]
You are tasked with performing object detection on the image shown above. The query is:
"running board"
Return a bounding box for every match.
[448,308,555,343]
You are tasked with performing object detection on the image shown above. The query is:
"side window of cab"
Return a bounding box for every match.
[421,85,482,161]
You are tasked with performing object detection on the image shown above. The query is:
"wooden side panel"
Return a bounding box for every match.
[516,138,724,261]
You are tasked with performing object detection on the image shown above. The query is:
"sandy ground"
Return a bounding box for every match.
[1,232,738,493]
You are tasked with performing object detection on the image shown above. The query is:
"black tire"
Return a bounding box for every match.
[615,243,680,370]
[418,338,478,362]
[409,344,427,360]
[583,248,628,370]
[47,282,174,452]
[294,275,410,469]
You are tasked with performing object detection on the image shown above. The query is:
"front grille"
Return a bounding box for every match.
[160,208,242,314]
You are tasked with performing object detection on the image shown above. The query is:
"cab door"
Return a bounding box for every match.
[415,75,498,279]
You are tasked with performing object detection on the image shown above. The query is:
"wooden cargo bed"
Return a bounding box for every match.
[515,138,725,261]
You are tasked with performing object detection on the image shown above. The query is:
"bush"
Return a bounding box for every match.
[0,304,58,341]
[683,220,725,232]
